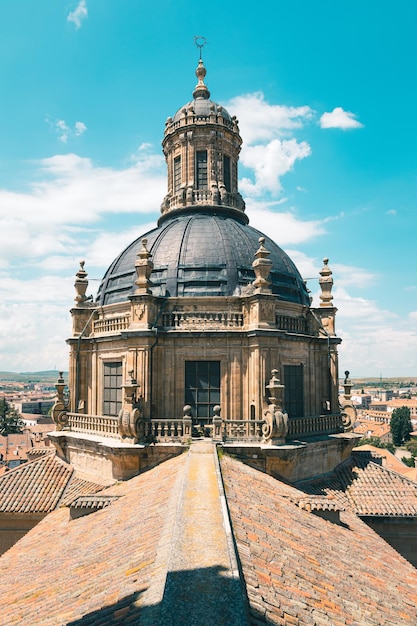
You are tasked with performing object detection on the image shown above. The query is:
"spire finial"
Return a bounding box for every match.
[194,35,207,60]
[193,36,210,99]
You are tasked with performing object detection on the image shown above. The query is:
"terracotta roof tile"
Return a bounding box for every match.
[60,476,105,507]
[221,455,417,625]
[299,451,417,517]
[0,453,186,625]
[0,453,105,514]
[0,452,73,513]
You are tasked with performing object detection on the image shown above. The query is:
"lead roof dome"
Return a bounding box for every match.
[96,58,310,307]
[97,212,310,305]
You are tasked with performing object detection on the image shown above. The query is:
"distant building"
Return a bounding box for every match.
[12,399,54,415]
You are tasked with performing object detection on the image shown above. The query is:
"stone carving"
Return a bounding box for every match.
[74,261,90,306]
[134,239,154,295]
[319,258,334,307]
[118,372,142,439]
[52,372,69,430]
[252,237,272,294]
[262,369,288,444]
[340,370,357,432]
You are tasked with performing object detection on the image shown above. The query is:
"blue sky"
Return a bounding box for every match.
[0,1,416,376]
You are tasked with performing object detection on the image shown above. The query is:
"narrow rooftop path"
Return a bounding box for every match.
[157,440,249,625]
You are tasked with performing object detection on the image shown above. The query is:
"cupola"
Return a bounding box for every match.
[160,57,246,224]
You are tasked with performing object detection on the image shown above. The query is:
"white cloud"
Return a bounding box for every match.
[240,138,311,196]
[319,107,364,130]
[386,209,397,216]
[55,119,70,143]
[248,205,326,246]
[323,288,417,377]
[46,117,88,143]
[0,302,70,371]
[331,263,376,289]
[67,0,88,29]
[409,311,417,319]
[225,92,313,145]
[224,93,313,197]
[74,121,87,136]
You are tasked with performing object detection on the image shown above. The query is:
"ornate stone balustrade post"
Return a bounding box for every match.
[52,372,69,431]
[118,371,142,440]
[315,258,337,337]
[340,370,357,432]
[252,237,272,294]
[262,369,288,445]
[212,405,222,441]
[182,405,193,441]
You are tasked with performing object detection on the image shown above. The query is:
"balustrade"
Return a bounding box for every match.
[93,315,130,335]
[62,411,343,443]
[149,419,183,442]
[162,310,243,330]
[275,314,308,334]
[222,420,264,442]
[67,412,120,438]
[287,414,343,438]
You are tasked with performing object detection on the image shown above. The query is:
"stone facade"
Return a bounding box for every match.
[51,58,356,482]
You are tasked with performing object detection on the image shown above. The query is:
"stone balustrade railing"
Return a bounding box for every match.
[275,314,308,334]
[287,414,343,439]
[162,310,244,330]
[149,419,184,442]
[59,412,343,443]
[162,190,243,211]
[166,114,235,134]
[93,315,130,335]
[222,420,265,441]
[67,412,120,438]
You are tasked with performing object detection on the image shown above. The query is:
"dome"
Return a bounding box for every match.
[97,212,310,305]
[172,98,232,123]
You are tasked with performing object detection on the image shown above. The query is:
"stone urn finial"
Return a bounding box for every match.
[134,239,154,295]
[319,257,334,307]
[74,260,89,305]
[340,370,356,432]
[252,237,273,293]
[262,369,288,444]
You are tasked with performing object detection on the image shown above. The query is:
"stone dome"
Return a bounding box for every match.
[97,57,310,308]
[172,98,232,123]
[97,211,310,305]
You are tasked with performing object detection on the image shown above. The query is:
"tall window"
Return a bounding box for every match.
[103,362,122,416]
[284,365,304,418]
[173,155,181,192]
[196,150,208,189]
[185,361,220,423]
[223,155,231,192]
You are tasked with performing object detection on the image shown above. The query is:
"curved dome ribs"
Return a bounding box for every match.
[96,58,310,307]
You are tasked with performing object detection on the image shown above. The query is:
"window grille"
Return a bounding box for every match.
[185,361,220,423]
[196,151,208,189]
[103,362,122,416]
[284,364,304,418]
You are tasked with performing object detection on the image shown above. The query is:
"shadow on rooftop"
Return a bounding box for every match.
[65,565,255,625]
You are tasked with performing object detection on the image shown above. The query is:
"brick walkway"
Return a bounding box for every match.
[157,440,249,625]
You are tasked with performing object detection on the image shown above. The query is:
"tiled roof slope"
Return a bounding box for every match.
[352,444,408,474]
[221,455,417,626]
[0,452,71,513]
[0,452,104,514]
[299,451,417,517]
[60,475,107,507]
[0,453,186,626]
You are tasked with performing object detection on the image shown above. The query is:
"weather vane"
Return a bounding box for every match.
[194,35,208,60]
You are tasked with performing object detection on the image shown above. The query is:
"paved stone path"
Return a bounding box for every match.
[156,440,249,625]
